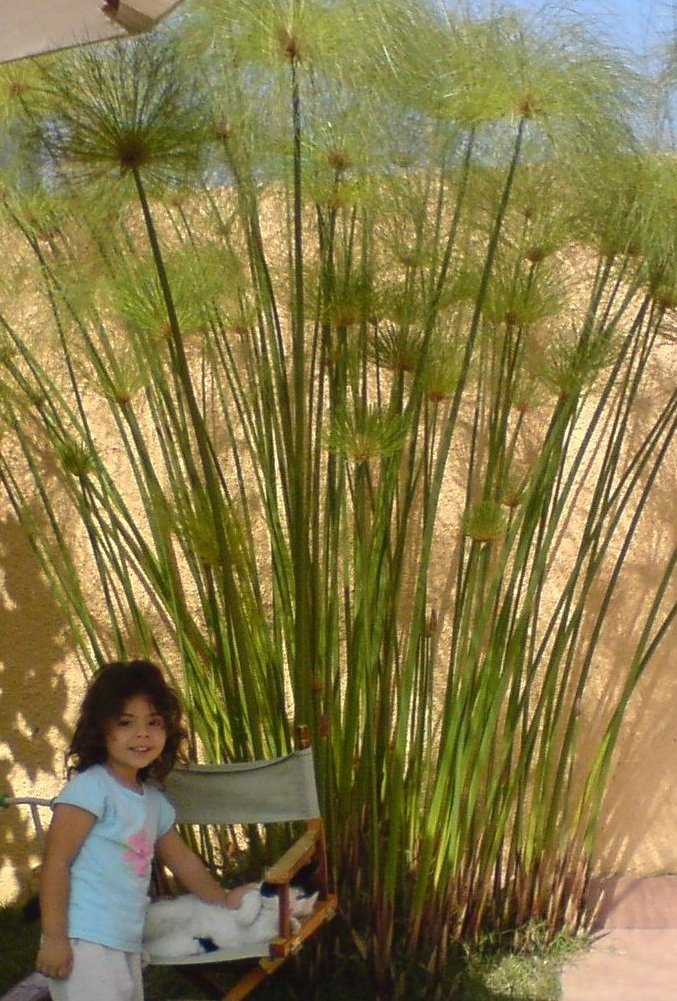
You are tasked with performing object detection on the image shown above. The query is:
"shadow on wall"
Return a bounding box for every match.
[0,512,73,901]
[594,630,677,876]
[585,450,677,876]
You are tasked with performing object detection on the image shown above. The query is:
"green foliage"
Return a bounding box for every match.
[0,2,675,998]
[35,38,207,192]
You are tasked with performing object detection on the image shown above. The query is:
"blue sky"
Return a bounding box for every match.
[576,2,670,54]
[484,1,674,59]
[450,2,677,139]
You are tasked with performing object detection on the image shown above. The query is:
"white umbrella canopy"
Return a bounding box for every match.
[0,0,186,64]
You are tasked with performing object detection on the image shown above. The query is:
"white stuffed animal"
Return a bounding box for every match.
[143,885,319,960]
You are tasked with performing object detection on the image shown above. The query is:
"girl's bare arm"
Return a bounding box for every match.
[36,804,96,979]
[155,828,257,908]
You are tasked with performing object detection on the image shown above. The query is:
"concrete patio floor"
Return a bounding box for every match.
[561,876,677,1001]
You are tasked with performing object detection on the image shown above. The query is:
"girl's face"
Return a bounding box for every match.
[104,693,166,788]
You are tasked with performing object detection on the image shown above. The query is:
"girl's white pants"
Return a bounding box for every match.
[47,939,144,1001]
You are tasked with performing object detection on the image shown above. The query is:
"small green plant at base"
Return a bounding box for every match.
[463,924,591,1000]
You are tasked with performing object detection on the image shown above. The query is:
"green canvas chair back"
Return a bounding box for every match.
[165,745,321,825]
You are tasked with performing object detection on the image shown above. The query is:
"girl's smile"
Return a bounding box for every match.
[105,694,166,789]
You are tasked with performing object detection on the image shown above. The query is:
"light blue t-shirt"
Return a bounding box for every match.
[55,764,176,952]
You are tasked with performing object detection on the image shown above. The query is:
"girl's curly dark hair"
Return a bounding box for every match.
[67,660,187,782]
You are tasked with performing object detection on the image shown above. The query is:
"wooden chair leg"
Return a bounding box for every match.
[222,958,284,1001]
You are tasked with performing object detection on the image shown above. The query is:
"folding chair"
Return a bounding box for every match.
[0,792,53,906]
[146,726,338,1001]
[0,795,53,1001]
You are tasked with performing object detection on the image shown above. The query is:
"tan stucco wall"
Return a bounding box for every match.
[0,517,86,902]
[0,225,675,903]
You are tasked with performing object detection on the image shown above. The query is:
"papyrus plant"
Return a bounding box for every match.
[0,2,675,995]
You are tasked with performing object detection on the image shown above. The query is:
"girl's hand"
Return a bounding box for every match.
[36,934,73,979]
[224,882,259,909]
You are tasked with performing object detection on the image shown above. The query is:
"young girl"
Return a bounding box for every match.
[36,659,250,1001]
